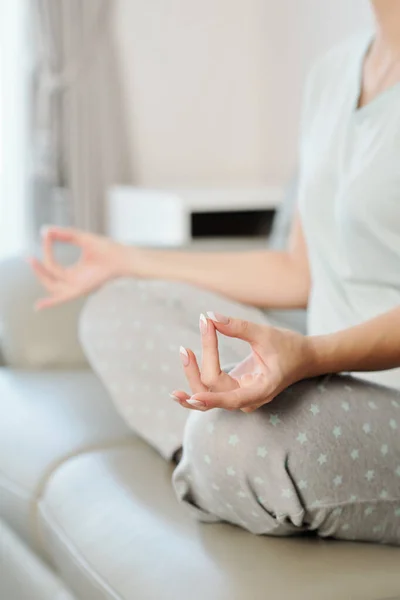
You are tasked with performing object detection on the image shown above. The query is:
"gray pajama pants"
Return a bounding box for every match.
[79,279,400,546]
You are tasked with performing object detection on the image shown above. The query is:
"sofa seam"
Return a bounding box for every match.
[38,504,125,600]
[28,437,137,560]
[0,469,31,501]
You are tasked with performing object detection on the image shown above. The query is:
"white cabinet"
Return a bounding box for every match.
[107,186,283,246]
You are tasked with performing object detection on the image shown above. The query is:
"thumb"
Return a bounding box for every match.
[206,311,265,344]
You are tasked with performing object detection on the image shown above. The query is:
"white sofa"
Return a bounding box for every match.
[0,253,400,600]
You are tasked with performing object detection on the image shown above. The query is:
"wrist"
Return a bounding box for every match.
[112,244,152,279]
[303,334,336,378]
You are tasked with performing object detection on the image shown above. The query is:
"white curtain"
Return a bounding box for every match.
[32,0,132,233]
[0,0,31,259]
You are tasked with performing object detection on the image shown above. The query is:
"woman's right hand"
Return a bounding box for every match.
[28,226,134,310]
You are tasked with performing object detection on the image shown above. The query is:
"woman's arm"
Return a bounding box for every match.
[30,214,309,310]
[308,307,400,376]
[124,214,311,309]
[171,308,400,411]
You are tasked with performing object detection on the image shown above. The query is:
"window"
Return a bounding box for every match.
[0,0,30,259]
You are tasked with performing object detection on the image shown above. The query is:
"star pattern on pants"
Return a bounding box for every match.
[309,404,320,416]
[90,291,400,547]
[350,449,359,460]
[228,434,240,446]
[296,432,308,445]
[333,426,342,439]
[256,446,268,458]
[365,470,375,482]
[269,414,281,427]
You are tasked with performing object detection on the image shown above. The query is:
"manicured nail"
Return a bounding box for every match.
[169,393,180,403]
[179,345,189,366]
[206,311,230,324]
[199,313,208,335]
[187,396,206,407]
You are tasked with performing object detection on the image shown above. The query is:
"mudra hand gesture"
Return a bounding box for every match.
[171,312,313,413]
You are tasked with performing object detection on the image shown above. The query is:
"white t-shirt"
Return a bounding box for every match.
[299,32,400,390]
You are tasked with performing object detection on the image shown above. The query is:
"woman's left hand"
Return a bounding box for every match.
[171,312,315,412]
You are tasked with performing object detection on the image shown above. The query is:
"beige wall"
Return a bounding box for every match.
[114,0,373,189]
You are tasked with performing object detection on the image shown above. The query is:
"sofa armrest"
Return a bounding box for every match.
[0,251,88,369]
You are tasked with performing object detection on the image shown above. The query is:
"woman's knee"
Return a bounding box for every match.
[78,278,180,352]
[175,392,336,513]
[175,383,400,543]
[173,406,306,533]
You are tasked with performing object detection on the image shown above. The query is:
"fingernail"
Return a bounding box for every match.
[206,311,230,324]
[179,345,189,366]
[169,393,180,403]
[187,396,206,407]
[199,313,208,335]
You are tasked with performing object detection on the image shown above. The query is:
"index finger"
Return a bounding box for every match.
[180,347,208,395]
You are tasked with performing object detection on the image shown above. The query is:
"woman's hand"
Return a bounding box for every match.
[171,312,315,412]
[28,226,135,310]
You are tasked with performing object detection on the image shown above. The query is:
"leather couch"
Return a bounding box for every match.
[0,249,399,600]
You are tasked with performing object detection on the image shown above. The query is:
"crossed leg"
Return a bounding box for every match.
[80,279,400,545]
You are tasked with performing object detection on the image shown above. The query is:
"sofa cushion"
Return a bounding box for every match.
[38,443,400,600]
[0,252,87,368]
[0,519,77,600]
[0,369,132,553]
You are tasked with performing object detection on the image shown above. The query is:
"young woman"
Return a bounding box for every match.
[30,0,400,545]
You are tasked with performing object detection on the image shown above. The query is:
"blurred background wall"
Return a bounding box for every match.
[114,0,373,187]
[0,0,374,254]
